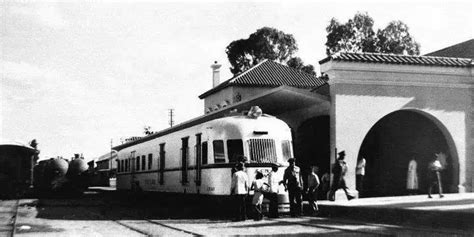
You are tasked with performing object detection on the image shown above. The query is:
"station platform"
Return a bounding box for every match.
[87,187,474,231]
[317,192,474,231]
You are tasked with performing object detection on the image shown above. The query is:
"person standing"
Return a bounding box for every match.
[406,157,419,195]
[266,165,280,218]
[328,151,353,201]
[321,172,330,200]
[428,153,445,198]
[251,171,267,221]
[231,162,249,221]
[282,158,303,217]
[356,157,366,197]
[306,166,320,216]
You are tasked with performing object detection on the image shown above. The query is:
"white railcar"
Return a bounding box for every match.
[114,108,293,209]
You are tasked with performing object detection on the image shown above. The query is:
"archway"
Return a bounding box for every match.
[358,110,459,197]
[295,115,330,199]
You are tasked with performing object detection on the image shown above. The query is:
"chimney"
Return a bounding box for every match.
[211,61,222,87]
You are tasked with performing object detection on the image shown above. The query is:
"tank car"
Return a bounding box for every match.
[34,157,69,193]
[66,157,90,192]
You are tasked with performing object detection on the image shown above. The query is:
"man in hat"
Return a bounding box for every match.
[428,152,445,198]
[282,158,303,217]
[328,151,353,201]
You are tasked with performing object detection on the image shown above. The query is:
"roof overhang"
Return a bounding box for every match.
[222,85,329,115]
[113,86,329,151]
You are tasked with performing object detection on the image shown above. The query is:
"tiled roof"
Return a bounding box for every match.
[199,60,327,99]
[425,39,474,59]
[319,52,473,67]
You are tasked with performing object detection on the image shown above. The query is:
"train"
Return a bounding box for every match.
[113,106,293,211]
[1,138,91,198]
[0,141,37,199]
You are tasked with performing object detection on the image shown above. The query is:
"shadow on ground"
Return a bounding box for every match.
[31,191,247,221]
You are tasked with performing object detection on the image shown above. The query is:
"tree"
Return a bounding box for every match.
[376,21,420,55]
[325,12,377,55]
[144,126,154,135]
[286,57,316,76]
[325,12,420,56]
[226,27,315,75]
[29,139,40,162]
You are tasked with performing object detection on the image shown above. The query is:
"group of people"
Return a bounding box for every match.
[230,157,321,221]
[230,150,447,221]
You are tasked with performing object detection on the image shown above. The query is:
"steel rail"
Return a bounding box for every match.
[10,199,20,237]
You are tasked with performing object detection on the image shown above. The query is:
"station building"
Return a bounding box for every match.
[199,39,474,197]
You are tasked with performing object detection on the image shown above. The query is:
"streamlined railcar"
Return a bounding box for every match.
[114,107,293,210]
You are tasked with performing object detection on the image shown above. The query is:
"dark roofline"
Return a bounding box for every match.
[319,52,472,67]
[199,60,324,99]
[424,39,474,57]
[199,60,269,99]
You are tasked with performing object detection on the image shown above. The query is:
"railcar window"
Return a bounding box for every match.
[282,140,292,161]
[125,160,129,172]
[148,154,152,170]
[159,143,165,185]
[213,140,225,163]
[142,155,146,170]
[202,142,208,165]
[117,160,121,173]
[136,156,140,171]
[227,139,243,163]
[195,134,202,185]
[181,137,189,184]
[121,160,125,172]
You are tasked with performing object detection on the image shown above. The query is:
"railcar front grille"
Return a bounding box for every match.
[248,139,277,163]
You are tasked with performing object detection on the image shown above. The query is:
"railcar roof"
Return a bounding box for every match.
[112,111,275,152]
[0,139,36,151]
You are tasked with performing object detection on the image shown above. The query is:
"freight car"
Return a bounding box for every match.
[0,140,37,198]
[33,155,90,195]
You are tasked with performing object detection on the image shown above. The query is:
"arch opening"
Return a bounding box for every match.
[358,110,459,197]
[294,115,330,199]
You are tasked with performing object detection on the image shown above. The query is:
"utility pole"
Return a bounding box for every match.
[110,139,113,171]
[169,109,174,127]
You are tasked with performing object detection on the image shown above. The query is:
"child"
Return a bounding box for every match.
[251,171,268,221]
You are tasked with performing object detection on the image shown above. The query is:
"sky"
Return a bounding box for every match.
[1,0,473,161]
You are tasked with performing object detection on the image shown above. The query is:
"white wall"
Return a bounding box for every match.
[322,61,473,192]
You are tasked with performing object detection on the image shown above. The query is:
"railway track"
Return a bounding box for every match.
[105,216,393,236]
[0,199,20,237]
[113,219,204,236]
[12,198,470,236]
[109,216,472,236]
[279,216,472,236]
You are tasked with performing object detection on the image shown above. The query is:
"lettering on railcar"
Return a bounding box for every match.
[207,186,215,191]
[145,179,156,185]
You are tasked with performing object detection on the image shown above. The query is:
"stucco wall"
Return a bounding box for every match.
[203,87,234,113]
[322,61,473,192]
[203,86,273,114]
